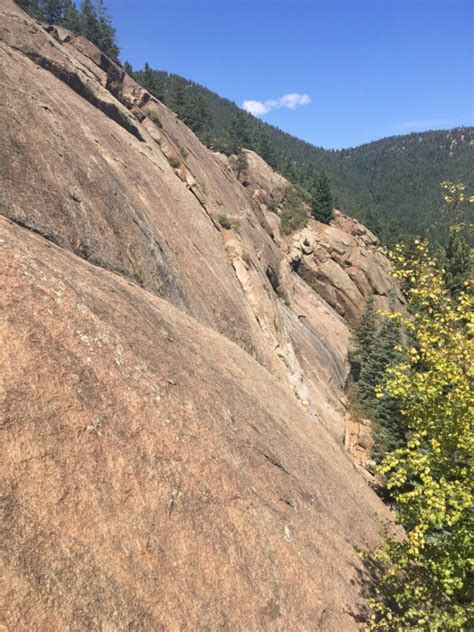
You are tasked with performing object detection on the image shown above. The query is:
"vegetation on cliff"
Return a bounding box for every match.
[367,237,473,629]
[364,187,473,629]
[351,298,405,461]
[17,0,473,243]
[16,0,119,59]
[124,64,473,242]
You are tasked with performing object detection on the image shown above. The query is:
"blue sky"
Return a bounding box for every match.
[107,0,473,149]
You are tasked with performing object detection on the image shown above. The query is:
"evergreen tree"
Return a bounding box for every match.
[79,0,101,44]
[358,324,389,408]
[17,0,41,16]
[444,228,471,299]
[301,162,319,193]
[151,73,165,102]
[255,125,277,168]
[172,76,187,118]
[140,62,155,92]
[353,296,405,459]
[354,297,376,374]
[122,60,133,75]
[77,0,119,60]
[231,151,248,180]
[371,315,404,456]
[311,170,334,224]
[364,208,383,238]
[94,0,119,60]
[62,0,80,32]
[181,94,211,136]
[38,0,65,23]
[224,111,251,155]
[283,158,298,183]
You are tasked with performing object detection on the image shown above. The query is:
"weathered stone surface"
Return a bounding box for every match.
[290,212,404,324]
[0,1,397,628]
[0,217,389,631]
[241,149,288,206]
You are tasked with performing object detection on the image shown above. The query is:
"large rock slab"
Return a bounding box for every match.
[0,218,388,631]
[0,2,399,628]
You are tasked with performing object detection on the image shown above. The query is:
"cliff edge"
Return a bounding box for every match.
[0,2,399,628]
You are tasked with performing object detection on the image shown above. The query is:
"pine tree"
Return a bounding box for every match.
[39,0,66,23]
[355,297,376,356]
[283,158,298,183]
[224,111,251,155]
[232,151,248,180]
[62,0,80,32]
[172,77,187,118]
[372,315,404,456]
[151,73,165,102]
[353,296,405,459]
[94,0,119,60]
[181,94,211,136]
[311,170,334,224]
[444,228,471,299]
[79,0,100,44]
[255,125,277,168]
[141,62,155,92]
[122,60,133,76]
[17,0,41,17]
[364,208,383,238]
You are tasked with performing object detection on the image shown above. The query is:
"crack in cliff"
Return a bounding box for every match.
[3,215,189,313]
[17,48,144,142]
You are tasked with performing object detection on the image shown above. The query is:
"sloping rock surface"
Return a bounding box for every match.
[288,212,404,324]
[0,216,387,631]
[0,2,397,629]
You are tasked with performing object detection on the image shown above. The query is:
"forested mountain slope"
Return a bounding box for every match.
[132,66,473,241]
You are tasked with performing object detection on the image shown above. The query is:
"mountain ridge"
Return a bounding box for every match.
[132,65,473,241]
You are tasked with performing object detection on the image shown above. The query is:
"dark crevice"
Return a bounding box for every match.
[259,450,289,474]
[22,51,144,142]
[6,217,62,247]
[3,216,183,306]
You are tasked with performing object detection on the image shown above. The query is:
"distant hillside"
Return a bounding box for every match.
[131,66,473,243]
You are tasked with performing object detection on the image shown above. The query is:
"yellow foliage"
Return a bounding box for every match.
[367,235,473,630]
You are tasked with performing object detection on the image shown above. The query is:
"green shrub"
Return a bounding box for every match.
[147,110,162,127]
[267,201,279,213]
[218,214,233,229]
[168,156,181,169]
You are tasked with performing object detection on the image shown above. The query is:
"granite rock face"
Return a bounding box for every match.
[0,2,397,629]
[288,213,404,324]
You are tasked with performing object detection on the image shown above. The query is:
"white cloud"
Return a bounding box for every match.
[242,100,272,116]
[242,93,311,117]
[278,93,311,109]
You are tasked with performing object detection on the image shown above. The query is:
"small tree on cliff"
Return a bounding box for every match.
[311,170,334,224]
[224,111,252,155]
[39,0,66,23]
[444,228,471,300]
[62,0,80,32]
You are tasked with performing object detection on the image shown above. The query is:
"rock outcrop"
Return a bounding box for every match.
[0,2,399,628]
[288,213,404,325]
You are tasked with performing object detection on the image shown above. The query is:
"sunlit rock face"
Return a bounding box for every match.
[0,2,396,629]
